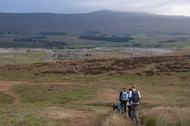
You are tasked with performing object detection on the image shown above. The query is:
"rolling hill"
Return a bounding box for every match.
[1,10,190,35]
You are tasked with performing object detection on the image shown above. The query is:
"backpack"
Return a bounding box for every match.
[121,91,128,101]
[132,90,140,103]
[117,104,120,110]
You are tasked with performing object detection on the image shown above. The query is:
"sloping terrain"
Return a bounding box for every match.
[0,52,190,126]
[1,55,190,77]
[1,11,190,34]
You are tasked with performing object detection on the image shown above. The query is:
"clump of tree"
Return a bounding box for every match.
[79,35,133,42]
[14,38,32,42]
[11,37,66,49]
[124,43,162,48]
[82,29,101,35]
[79,29,133,42]
[0,32,5,35]
[29,37,47,39]
[178,37,187,42]
[159,40,176,43]
[146,44,162,48]
[39,32,67,35]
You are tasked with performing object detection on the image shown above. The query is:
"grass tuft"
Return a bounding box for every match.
[146,117,157,126]
[101,110,132,126]
[141,107,190,126]
[0,92,14,104]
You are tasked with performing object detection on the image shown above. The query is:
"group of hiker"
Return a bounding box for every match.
[114,84,141,124]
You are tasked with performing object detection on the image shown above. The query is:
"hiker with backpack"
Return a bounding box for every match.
[117,104,120,111]
[129,85,141,124]
[127,88,132,118]
[119,88,128,114]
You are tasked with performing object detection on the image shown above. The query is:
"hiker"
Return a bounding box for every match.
[112,104,117,110]
[117,104,120,111]
[71,67,75,71]
[127,88,132,118]
[129,84,141,124]
[119,88,128,114]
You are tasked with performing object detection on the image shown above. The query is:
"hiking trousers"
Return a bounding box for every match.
[128,106,131,118]
[131,104,139,122]
[121,101,127,112]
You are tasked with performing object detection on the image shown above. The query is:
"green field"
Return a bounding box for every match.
[1,32,190,49]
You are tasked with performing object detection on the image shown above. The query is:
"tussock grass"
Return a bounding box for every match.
[141,107,190,126]
[41,106,110,126]
[101,110,132,126]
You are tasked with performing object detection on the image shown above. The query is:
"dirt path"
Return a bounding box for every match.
[0,81,26,104]
[98,88,145,126]
[0,81,76,104]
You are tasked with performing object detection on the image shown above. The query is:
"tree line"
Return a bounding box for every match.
[10,38,66,49]
[79,35,133,42]
[124,43,162,48]
[79,29,133,42]
[39,32,67,35]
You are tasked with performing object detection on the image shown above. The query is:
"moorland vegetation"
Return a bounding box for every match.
[0,48,190,126]
[0,10,190,126]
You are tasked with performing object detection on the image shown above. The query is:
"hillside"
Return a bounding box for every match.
[1,10,190,35]
[0,49,190,125]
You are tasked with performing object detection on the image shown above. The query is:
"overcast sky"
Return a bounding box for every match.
[1,0,190,16]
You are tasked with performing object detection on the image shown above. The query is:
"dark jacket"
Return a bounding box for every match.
[119,91,122,101]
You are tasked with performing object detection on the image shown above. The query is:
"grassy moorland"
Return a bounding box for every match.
[0,48,190,126]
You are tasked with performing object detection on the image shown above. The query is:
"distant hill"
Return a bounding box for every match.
[1,10,190,35]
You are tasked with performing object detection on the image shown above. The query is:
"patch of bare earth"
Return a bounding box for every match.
[0,81,26,104]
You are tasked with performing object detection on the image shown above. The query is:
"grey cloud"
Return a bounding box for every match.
[0,0,190,16]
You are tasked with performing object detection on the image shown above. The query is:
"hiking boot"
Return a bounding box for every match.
[136,121,139,124]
